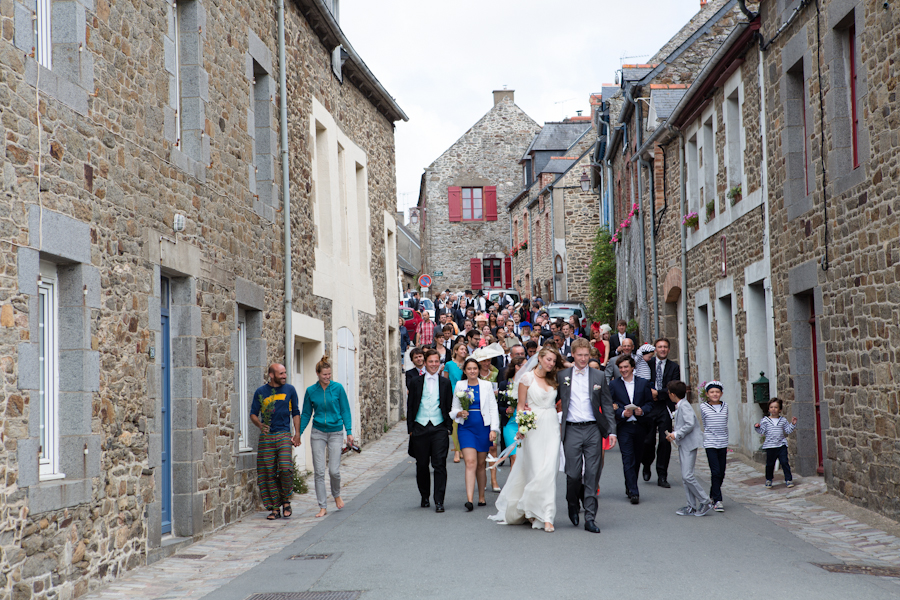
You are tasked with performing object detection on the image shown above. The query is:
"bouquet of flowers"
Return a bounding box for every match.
[456,388,474,418]
[515,410,537,436]
[696,382,708,402]
[504,390,518,412]
[259,394,274,431]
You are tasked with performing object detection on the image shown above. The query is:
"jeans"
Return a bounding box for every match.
[311,428,344,509]
[705,447,727,502]
[765,446,792,482]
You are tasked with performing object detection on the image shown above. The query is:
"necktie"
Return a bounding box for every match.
[656,361,664,390]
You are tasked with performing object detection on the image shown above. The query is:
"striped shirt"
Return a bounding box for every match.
[634,356,651,381]
[755,416,796,449]
[700,401,729,448]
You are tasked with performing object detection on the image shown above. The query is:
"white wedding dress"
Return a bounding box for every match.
[489,371,559,530]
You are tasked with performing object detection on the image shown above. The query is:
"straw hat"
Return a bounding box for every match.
[471,343,506,362]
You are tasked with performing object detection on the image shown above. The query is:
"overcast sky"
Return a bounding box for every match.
[340,0,707,218]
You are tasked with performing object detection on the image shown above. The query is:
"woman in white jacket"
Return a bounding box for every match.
[451,357,500,511]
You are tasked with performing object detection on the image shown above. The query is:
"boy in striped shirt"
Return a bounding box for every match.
[700,381,728,512]
[754,398,798,488]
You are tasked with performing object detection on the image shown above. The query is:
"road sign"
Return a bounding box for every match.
[418,274,432,288]
[433,271,443,277]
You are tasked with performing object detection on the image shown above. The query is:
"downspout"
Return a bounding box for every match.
[278,0,292,382]
[758,43,776,397]
[631,95,650,337]
[606,159,614,235]
[675,127,690,389]
[548,185,556,301]
[528,206,534,297]
[639,153,660,340]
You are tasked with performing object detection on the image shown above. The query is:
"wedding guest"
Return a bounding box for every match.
[643,337,681,488]
[477,349,501,492]
[636,343,655,380]
[610,355,653,504]
[443,341,469,463]
[568,315,584,338]
[452,358,500,511]
[436,324,455,363]
[700,381,729,512]
[415,311,436,348]
[609,319,636,357]
[666,381,714,517]
[250,363,301,520]
[524,340,539,358]
[405,347,425,390]
[407,349,453,512]
[299,356,353,518]
[498,355,527,468]
[755,398,798,488]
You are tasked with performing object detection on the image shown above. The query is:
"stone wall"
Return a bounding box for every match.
[420,95,540,293]
[0,1,401,598]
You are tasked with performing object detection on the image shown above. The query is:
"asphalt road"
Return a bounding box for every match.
[206,447,898,600]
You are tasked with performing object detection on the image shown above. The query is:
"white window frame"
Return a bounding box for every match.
[237,316,251,451]
[38,260,61,480]
[35,0,52,70]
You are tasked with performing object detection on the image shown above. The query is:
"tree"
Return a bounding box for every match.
[588,228,616,325]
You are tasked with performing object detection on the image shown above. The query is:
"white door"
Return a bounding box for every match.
[336,328,357,438]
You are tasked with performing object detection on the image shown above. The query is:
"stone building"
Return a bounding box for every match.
[417,90,541,294]
[0,1,405,598]
[612,0,900,521]
[508,117,594,303]
[395,214,421,294]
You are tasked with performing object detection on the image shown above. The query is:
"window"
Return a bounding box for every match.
[483,258,502,289]
[687,134,699,214]
[786,61,811,198]
[35,0,51,69]
[848,25,859,169]
[724,88,742,188]
[702,116,715,208]
[237,315,250,451]
[38,261,60,479]
[462,187,483,221]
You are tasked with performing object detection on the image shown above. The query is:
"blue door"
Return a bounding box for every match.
[160,277,172,534]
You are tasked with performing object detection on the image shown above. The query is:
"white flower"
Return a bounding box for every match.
[519,426,528,435]
[564,376,571,386]
[593,384,601,391]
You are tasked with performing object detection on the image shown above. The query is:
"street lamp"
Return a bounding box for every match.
[752,372,770,416]
[409,208,419,225]
[580,170,591,193]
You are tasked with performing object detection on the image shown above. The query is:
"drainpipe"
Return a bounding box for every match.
[758,44,776,398]
[631,95,650,337]
[278,0,292,382]
[528,205,534,297]
[675,127,690,390]
[639,154,660,340]
[599,112,612,228]
[548,185,556,300]
[606,159,614,235]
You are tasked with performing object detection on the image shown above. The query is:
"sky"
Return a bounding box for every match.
[340,0,708,219]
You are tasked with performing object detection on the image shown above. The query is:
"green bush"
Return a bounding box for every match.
[292,457,309,495]
[588,228,616,326]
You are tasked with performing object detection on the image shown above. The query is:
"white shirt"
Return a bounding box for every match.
[623,377,637,422]
[424,372,439,396]
[566,367,594,423]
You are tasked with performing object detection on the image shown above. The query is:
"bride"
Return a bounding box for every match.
[489,346,564,532]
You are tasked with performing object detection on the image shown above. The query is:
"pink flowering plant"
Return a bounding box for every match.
[682,211,699,228]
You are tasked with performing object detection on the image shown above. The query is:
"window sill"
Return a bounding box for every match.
[39,472,66,482]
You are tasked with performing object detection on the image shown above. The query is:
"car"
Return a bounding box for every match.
[545,301,590,331]
[400,307,421,332]
[401,297,435,321]
[486,289,521,307]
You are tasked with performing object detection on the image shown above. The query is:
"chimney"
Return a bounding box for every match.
[493,89,514,106]
[700,0,708,7]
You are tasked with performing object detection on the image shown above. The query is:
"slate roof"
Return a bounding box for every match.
[521,121,592,160]
[601,85,620,101]
[398,254,417,276]
[650,88,688,121]
[621,64,657,82]
[542,157,577,174]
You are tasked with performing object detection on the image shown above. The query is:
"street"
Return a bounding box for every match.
[193,435,899,600]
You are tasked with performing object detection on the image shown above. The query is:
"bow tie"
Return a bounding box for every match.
[575,368,587,376]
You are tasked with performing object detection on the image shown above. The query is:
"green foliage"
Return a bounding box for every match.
[588,228,616,325]
[705,200,716,223]
[727,184,742,201]
[626,319,640,336]
[291,457,309,495]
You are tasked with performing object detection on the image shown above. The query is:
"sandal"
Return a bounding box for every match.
[282,503,292,518]
[266,508,281,520]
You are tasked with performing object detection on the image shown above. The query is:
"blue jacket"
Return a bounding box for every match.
[300,381,352,435]
[610,377,654,427]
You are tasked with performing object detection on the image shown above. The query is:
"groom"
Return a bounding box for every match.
[558,338,616,533]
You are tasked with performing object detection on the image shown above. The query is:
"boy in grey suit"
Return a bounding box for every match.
[666,381,714,517]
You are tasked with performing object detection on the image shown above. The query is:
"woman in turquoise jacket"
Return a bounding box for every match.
[300,356,353,518]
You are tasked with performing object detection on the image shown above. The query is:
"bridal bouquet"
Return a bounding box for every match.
[516,410,537,436]
[456,389,475,418]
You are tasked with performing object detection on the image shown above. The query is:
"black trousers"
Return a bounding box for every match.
[617,421,646,497]
[765,446,792,482]
[408,422,450,504]
[705,447,727,502]
[642,409,672,478]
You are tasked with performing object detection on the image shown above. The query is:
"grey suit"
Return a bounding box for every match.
[558,367,616,524]
[672,400,710,510]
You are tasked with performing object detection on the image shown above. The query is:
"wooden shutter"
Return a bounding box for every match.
[483,186,498,221]
[470,258,482,290]
[503,256,512,288]
[448,186,462,222]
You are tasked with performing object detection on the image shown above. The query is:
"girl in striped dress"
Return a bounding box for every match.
[755,398,798,488]
[700,381,728,512]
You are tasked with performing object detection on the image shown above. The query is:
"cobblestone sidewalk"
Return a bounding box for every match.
[81,424,411,600]
[693,450,900,587]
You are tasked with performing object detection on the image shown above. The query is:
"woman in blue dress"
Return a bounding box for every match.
[451,357,500,511]
[498,355,528,469]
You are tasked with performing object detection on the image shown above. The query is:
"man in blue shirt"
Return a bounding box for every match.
[250,364,300,520]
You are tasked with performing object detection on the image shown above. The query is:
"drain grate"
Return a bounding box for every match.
[174,554,207,560]
[288,553,333,561]
[815,563,900,578]
[246,593,361,600]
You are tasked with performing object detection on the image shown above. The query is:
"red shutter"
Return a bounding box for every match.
[503,256,512,288]
[483,186,497,221]
[448,187,462,222]
[470,258,483,290]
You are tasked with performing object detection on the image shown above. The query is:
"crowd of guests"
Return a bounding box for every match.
[401,290,799,519]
